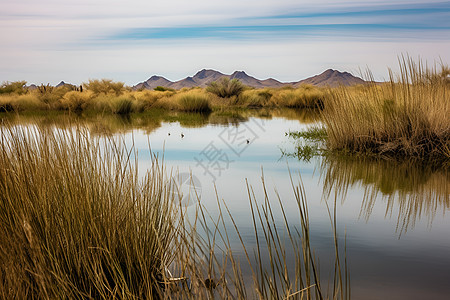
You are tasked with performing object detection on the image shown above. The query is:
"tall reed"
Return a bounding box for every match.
[0,125,178,298]
[322,56,449,162]
[0,123,348,299]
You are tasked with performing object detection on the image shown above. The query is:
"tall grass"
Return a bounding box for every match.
[271,85,327,109]
[322,56,449,162]
[207,77,245,98]
[0,125,178,298]
[0,123,349,299]
[177,91,212,112]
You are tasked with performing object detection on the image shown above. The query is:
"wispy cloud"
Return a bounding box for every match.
[108,1,450,41]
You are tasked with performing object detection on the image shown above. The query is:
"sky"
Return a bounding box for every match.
[1,0,449,85]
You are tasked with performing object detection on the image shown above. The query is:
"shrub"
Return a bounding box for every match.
[154,86,175,92]
[177,91,211,112]
[132,90,173,112]
[0,94,44,112]
[111,97,134,115]
[238,89,273,107]
[0,81,27,95]
[60,91,93,112]
[84,79,125,96]
[272,86,326,108]
[206,77,245,98]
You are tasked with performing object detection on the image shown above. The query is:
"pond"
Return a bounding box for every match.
[3,110,450,299]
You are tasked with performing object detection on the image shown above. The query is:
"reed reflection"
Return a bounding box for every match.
[321,156,449,236]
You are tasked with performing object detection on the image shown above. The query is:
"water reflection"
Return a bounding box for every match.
[321,156,450,235]
[0,108,320,135]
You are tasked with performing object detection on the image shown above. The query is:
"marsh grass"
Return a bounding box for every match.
[0,124,182,299]
[322,56,449,162]
[283,126,328,161]
[0,123,349,299]
[272,85,327,109]
[206,77,245,98]
[236,89,273,107]
[60,90,94,112]
[176,91,212,112]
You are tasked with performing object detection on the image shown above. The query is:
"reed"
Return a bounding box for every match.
[206,77,245,98]
[0,123,348,299]
[271,85,327,109]
[322,56,449,162]
[0,124,178,298]
[176,90,212,112]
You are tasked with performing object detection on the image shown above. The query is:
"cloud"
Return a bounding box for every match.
[1,0,449,84]
[106,1,450,42]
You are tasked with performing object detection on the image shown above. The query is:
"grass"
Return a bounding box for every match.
[0,122,349,299]
[321,56,449,163]
[206,77,245,98]
[176,91,212,112]
[0,79,327,115]
[283,126,328,161]
[0,124,177,298]
[271,85,327,109]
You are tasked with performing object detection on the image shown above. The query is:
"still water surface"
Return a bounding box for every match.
[7,112,450,299]
[123,114,450,299]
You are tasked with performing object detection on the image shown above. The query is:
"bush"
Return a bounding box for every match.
[206,77,245,98]
[0,94,45,112]
[84,79,125,96]
[132,90,173,112]
[0,81,27,95]
[272,86,326,108]
[237,89,273,107]
[111,97,134,115]
[177,91,211,112]
[60,91,93,112]
[154,86,175,92]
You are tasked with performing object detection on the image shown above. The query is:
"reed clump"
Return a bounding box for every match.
[0,123,349,299]
[271,85,327,109]
[236,89,273,107]
[0,125,178,298]
[322,56,449,162]
[207,77,245,98]
[177,90,212,112]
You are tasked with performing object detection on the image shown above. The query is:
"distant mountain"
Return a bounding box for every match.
[294,69,365,87]
[133,69,365,90]
[134,75,172,90]
[55,81,67,88]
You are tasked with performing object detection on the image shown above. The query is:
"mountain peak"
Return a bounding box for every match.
[56,81,66,87]
[296,69,365,87]
[230,71,249,79]
[133,68,365,90]
[193,69,223,80]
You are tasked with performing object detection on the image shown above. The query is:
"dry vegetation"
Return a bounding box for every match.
[0,124,348,299]
[322,57,449,162]
[0,78,327,114]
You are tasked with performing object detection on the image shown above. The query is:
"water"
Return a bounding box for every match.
[4,112,450,299]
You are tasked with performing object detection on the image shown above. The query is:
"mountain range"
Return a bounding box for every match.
[133,69,365,90]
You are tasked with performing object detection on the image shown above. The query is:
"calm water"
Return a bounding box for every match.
[5,112,450,299]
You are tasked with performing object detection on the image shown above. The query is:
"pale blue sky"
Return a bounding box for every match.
[1,0,449,85]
